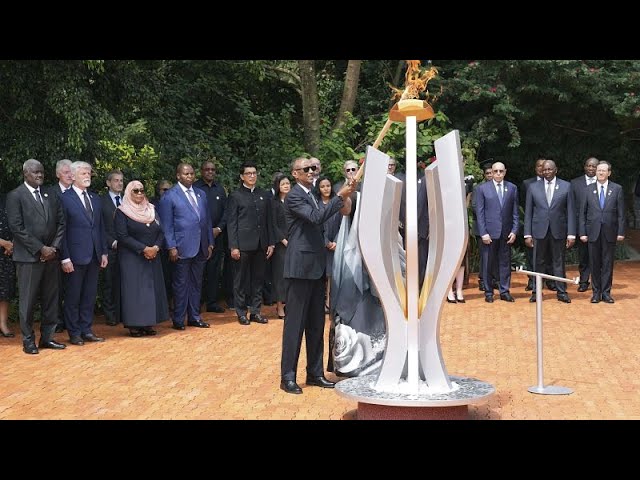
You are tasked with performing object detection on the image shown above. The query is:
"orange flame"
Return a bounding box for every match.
[391,60,438,101]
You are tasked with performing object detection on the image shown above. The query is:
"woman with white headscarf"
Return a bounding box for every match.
[115,180,168,336]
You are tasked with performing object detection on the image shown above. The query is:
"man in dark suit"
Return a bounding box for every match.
[226,162,275,325]
[524,159,575,303]
[158,163,214,330]
[474,162,519,303]
[471,162,494,291]
[579,161,625,303]
[60,161,109,345]
[7,159,67,354]
[45,159,74,333]
[520,157,546,291]
[100,170,124,326]
[280,157,354,394]
[570,157,599,292]
[194,160,228,313]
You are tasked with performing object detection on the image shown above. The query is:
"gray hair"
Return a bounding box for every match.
[70,161,92,175]
[55,159,72,174]
[23,159,43,173]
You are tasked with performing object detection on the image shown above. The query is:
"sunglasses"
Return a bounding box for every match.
[132,188,145,194]
[296,165,317,173]
[345,167,357,172]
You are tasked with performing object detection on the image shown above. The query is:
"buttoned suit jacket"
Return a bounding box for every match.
[284,183,344,280]
[6,184,65,263]
[570,176,593,224]
[524,178,575,240]
[60,189,108,265]
[226,185,274,252]
[579,181,625,242]
[158,184,213,259]
[475,180,519,239]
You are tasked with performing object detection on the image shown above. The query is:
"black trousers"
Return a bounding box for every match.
[101,249,120,323]
[202,234,224,308]
[533,232,568,294]
[16,261,59,343]
[232,248,266,317]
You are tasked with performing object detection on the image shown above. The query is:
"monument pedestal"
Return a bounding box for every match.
[336,375,494,420]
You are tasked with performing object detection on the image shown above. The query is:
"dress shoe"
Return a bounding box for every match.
[280,380,302,394]
[187,320,210,328]
[500,292,515,302]
[142,327,157,336]
[478,281,486,291]
[129,328,144,337]
[529,294,537,303]
[207,304,225,313]
[577,283,590,293]
[69,336,85,346]
[546,282,558,292]
[250,313,268,324]
[82,333,105,342]
[172,323,185,330]
[601,294,615,304]
[446,296,457,304]
[455,293,465,303]
[238,315,250,326]
[591,295,601,304]
[485,296,494,303]
[525,279,534,291]
[306,375,335,388]
[38,340,66,349]
[557,294,571,303]
[0,329,15,338]
[54,324,65,333]
[23,343,39,354]
[106,320,118,326]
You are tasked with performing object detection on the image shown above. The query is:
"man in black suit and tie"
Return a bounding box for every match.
[6,159,66,354]
[280,157,354,394]
[579,161,625,303]
[45,159,74,333]
[524,159,575,303]
[60,161,109,345]
[520,157,546,291]
[571,157,599,292]
[100,170,124,326]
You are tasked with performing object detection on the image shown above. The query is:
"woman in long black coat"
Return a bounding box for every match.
[115,181,168,336]
[270,174,291,319]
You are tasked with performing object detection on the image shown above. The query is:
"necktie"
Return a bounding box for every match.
[546,181,553,206]
[115,195,121,207]
[186,189,200,218]
[497,183,503,206]
[34,188,44,207]
[82,191,93,216]
[308,191,319,209]
[599,185,605,208]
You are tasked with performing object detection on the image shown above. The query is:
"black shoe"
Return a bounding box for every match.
[500,292,515,302]
[0,329,15,338]
[249,313,268,324]
[306,375,335,388]
[129,328,144,337]
[546,282,557,291]
[529,294,537,303]
[280,380,303,394]
[238,315,250,326]
[81,333,105,342]
[601,294,615,304]
[446,296,457,304]
[23,343,39,354]
[38,340,66,349]
[591,295,601,303]
[557,294,571,303]
[54,324,65,333]
[455,294,466,304]
[187,320,210,328]
[106,320,118,326]
[142,327,157,336]
[172,323,185,330]
[525,280,534,291]
[69,336,85,346]
[485,296,494,303]
[577,283,590,292]
[478,281,486,291]
[207,304,225,313]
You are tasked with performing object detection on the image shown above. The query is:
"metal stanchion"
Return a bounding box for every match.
[515,267,578,395]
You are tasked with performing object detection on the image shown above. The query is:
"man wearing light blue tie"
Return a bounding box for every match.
[158,163,214,330]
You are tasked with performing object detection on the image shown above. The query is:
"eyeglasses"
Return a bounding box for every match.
[345,167,357,172]
[243,172,258,177]
[132,188,145,194]
[295,165,317,173]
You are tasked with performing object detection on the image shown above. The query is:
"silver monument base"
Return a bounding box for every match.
[336,375,494,420]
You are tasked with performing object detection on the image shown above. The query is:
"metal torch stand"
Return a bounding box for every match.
[516,267,578,395]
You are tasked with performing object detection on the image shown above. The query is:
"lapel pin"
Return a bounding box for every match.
[43,193,48,197]
[216,196,219,200]
[260,197,263,201]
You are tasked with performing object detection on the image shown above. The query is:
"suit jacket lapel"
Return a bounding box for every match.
[22,185,47,220]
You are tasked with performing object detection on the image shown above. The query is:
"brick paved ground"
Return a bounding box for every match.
[1,240,639,420]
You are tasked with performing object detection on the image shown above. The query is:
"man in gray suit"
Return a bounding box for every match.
[280,157,354,394]
[524,159,575,303]
[579,161,625,303]
[7,159,66,354]
[570,157,599,292]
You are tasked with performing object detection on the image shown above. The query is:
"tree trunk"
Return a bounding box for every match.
[299,60,320,156]
[333,60,362,130]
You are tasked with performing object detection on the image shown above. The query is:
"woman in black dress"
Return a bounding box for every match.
[270,174,290,319]
[0,194,16,337]
[115,181,168,337]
